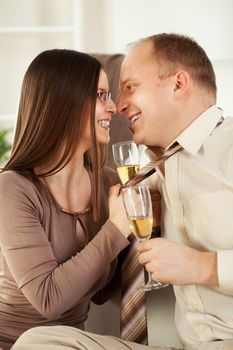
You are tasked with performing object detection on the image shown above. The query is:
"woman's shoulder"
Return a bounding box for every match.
[0,170,33,187]
[0,170,38,198]
[101,166,117,176]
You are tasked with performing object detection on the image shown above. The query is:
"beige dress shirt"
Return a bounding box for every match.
[156,105,233,347]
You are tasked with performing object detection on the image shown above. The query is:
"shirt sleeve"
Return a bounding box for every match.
[0,172,129,320]
[217,251,233,294]
[91,257,121,305]
[217,143,233,294]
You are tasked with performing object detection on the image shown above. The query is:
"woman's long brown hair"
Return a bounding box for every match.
[3,49,106,220]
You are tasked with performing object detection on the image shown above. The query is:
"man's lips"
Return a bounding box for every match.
[129,113,140,124]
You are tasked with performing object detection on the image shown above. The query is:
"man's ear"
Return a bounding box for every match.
[173,71,190,98]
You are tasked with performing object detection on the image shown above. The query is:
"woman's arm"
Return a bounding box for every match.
[0,172,129,320]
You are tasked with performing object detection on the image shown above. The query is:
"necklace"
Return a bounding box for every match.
[60,207,91,216]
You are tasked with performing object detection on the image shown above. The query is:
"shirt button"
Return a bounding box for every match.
[199,325,207,333]
[192,302,199,310]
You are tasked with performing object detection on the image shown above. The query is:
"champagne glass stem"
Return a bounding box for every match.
[139,238,169,291]
[122,184,169,292]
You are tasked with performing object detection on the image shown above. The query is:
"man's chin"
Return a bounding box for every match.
[133,132,159,148]
[132,133,144,145]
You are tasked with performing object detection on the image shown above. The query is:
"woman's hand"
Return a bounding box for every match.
[108,184,131,238]
[150,189,161,227]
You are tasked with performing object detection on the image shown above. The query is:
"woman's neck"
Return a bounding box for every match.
[39,152,92,213]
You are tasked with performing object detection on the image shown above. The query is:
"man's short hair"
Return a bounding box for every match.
[140,33,217,98]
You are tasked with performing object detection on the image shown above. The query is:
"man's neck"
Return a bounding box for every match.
[164,99,215,149]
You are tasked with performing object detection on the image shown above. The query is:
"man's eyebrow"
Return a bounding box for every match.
[119,78,137,89]
[121,78,130,86]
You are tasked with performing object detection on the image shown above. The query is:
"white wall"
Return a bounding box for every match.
[0,0,75,127]
[79,0,233,116]
[82,0,233,60]
[213,59,233,116]
[0,0,232,128]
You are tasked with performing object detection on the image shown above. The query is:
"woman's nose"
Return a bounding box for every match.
[106,98,116,114]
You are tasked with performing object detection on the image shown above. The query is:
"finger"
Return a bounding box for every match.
[109,184,121,197]
[149,189,161,199]
[137,238,156,252]
[138,251,152,265]
[144,262,156,273]
[145,261,169,284]
[150,270,169,285]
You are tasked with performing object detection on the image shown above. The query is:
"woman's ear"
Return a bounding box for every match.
[173,71,190,98]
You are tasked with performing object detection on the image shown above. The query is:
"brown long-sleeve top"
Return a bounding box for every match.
[0,167,129,350]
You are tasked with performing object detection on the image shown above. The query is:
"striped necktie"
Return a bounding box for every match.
[120,235,148,344]
[120,143,182,345]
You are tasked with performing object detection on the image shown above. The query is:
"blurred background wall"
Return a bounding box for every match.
[0,0,233,127]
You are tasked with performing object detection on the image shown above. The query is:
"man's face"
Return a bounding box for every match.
[117,41,176,148]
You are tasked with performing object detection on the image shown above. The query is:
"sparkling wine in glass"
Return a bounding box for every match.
[122,184,168,291]
[112,141,139,184]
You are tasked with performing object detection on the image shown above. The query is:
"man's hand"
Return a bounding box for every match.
[138,238,218,286]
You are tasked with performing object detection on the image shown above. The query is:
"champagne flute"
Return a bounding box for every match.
[112,141,139,184]
[122,184,168,291]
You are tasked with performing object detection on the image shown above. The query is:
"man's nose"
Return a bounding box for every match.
[116,94,128,115]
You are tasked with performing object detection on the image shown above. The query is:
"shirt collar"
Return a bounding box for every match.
[166,105,224,155]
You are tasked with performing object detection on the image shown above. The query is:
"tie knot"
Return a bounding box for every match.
[146,142,182,162]
[123,142,182,188]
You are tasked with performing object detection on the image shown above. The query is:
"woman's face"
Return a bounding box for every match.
[95,69,116,144]
[81,69,116,149]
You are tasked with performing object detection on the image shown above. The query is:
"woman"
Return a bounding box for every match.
[0,49,131,350]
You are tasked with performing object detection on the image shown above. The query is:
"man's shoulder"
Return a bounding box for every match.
[223,116,233,129]
[218,116,233,145]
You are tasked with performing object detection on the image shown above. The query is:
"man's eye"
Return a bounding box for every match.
[126,84,136,91]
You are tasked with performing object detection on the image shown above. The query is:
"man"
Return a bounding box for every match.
[12,34,233,350]
[117,33,233,349]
